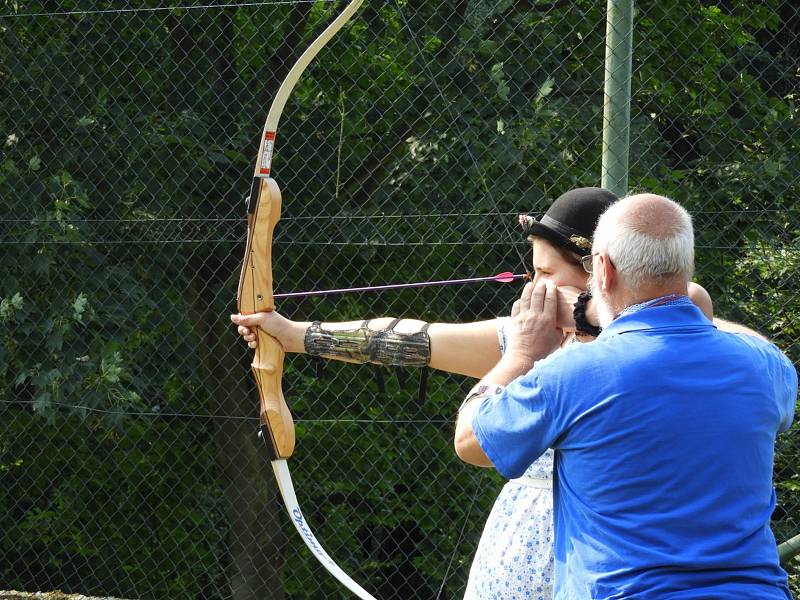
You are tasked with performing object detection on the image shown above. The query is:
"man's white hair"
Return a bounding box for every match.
[592,194,695,289]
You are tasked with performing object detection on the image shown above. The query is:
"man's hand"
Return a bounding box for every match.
[455,280,563,468]
[505,279,565,372]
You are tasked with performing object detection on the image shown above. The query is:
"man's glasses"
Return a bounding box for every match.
[579,253,598,274]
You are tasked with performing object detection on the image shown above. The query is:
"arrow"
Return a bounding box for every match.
[273,272,529,299]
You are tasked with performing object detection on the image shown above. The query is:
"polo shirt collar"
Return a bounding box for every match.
[600,302,714,336]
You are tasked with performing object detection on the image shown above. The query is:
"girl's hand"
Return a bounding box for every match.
[230,311,297,351]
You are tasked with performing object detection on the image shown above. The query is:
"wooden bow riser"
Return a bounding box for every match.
[237,176,296,459]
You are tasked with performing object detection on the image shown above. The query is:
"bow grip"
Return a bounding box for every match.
[237,176,295,459]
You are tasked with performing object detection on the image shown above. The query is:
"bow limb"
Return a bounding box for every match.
[237,2,377,598]
[255,0,366,180]
[272,460,380,599]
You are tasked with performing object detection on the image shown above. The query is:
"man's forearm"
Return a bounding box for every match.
[475,353,532,388]
[454,391,495,468]
[454,351,538,468]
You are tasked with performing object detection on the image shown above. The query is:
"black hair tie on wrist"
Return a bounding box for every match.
[573,291,602,338]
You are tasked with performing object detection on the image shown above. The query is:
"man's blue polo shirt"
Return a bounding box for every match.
[473,302,797,599]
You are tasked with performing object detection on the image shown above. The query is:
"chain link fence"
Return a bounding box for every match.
[1,1,798,598]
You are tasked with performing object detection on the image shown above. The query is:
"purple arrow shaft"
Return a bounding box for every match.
[274,273,526,299]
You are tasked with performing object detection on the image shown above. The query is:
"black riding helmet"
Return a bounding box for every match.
[520,187,619,257]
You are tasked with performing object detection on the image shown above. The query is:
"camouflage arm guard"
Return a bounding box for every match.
[303,319,430,367]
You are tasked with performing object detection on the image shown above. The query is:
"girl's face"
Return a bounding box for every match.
[531,237,590,290]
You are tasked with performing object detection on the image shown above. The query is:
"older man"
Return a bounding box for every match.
[455,194,797,599]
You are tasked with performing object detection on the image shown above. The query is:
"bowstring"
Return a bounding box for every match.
[251,3,524,593]
[392,3,524,596]
[250,0,356,442]
[435,489,478,599]
[392,3,528,281]
[248,215,268,436]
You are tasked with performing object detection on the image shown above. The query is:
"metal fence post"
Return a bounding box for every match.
[601,0,634,196]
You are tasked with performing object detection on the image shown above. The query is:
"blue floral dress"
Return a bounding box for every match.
[462,452,555,599]
[462,320,561,600]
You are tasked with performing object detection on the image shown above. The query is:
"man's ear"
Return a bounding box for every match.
[598,253,615,292]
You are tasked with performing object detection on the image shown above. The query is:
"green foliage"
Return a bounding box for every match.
[1,0,798,597]
[732,238,800,557]
[0,413,226,598]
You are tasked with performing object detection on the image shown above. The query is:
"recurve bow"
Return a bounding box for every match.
[236,2,376,598]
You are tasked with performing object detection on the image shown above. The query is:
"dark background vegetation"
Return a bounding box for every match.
[1,1,798,598]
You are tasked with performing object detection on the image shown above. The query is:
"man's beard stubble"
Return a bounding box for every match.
[588,273,617,329]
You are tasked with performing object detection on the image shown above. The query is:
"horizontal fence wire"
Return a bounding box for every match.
[1,1,798,598]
